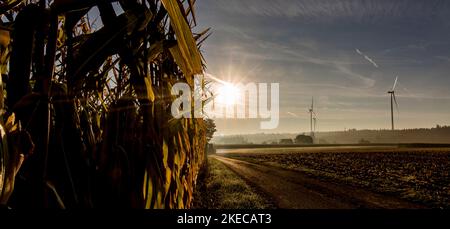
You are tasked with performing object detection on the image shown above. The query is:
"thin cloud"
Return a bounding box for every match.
[207,29,377,90]
[212,0,445,23]
[435,56,450,62]
[335,63,376,88]
[355,49,379,68]
[286,112,300,118]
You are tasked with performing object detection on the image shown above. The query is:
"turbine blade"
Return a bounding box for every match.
[392,76,399,91]
[393,93,399,112]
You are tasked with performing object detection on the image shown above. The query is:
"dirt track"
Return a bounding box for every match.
[212,155,425,209]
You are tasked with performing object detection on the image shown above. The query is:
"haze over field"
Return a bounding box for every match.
[212,126,450,145]
[196,0,450,135]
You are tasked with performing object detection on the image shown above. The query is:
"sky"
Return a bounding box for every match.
[195,0,450,135]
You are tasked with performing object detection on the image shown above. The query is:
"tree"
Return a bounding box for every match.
[359,138,371,144]
[295,134,313,144]
[280,139,294,144]
[204,119,216,143]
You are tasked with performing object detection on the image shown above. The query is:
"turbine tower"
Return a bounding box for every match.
[313,117,317,133]
[308,97,317,138]
[388,77,399,131]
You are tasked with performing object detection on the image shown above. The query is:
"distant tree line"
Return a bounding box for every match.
[213,125,450,145]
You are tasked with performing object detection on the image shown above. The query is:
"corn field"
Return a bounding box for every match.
[0,0,210,209]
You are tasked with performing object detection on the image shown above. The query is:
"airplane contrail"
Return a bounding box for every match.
[287,112,299,118]
[356,49,379,68]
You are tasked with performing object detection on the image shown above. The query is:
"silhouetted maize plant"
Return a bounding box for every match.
[0,0,210,209]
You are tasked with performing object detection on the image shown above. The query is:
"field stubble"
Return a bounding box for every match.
[222,147,450,208]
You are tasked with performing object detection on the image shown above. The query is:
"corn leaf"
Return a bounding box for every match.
[161,0,203,81]
[144,77,155,102]
[168,44,193,85]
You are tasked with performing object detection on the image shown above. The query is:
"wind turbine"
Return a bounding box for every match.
[388,77,399,131]
[308,97,317,138]
[313,117,317,133]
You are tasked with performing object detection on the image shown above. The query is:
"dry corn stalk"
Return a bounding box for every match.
[0,0,211,209]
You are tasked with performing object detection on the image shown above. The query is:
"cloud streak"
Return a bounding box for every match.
[205,28,378,89]
[334,63,376,88]
[212,0,450,24]
[356,49,379,68]
[286,112,300,118]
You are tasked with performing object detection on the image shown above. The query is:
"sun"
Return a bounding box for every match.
[216,83,240,106]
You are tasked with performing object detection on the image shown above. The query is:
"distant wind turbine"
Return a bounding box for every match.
[308,97,317,138]
[313,117,317,133]
[388,77,399,131]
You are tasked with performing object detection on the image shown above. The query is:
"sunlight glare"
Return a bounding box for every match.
[217,83,240,106]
